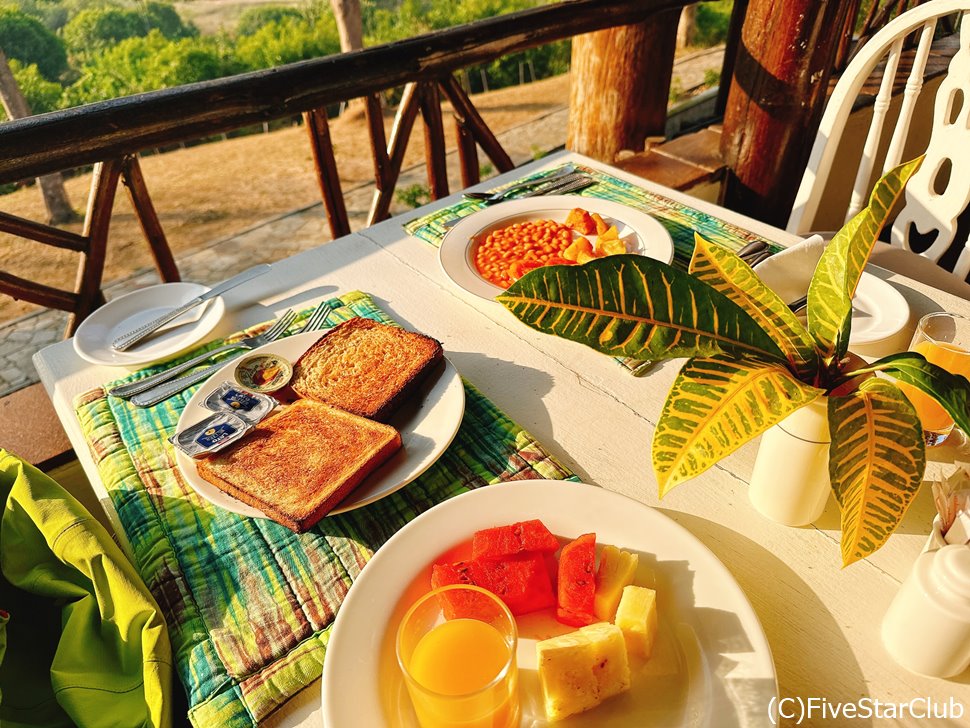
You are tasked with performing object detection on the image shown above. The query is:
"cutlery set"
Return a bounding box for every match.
[109,302,333,407]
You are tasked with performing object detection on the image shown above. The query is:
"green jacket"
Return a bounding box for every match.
[0,450,172,727]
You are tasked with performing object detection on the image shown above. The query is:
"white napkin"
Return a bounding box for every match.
[751,234,825,305]
[933,466,970,546]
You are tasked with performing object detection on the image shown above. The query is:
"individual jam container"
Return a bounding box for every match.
[203,381,277,423]
[234,353,293,393]
[169,412,251,458]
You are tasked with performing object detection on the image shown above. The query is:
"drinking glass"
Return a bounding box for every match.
[396,584,520,728]
[900,312,970,446]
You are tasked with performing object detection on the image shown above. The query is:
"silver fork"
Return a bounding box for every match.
[297,301,332,334]
[462,164,578,203]
[108,310,297,400]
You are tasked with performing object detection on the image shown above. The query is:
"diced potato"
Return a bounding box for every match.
[599,224,619,240]
[595,236,626,257]
[576,251,597,265]
[563,236,594,262]
[565,208,596,235]
[591,212,609,235]
[593,545,638,621]
[614,585,658,658]
[536,622,631,721]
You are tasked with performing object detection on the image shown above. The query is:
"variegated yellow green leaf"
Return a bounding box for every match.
[808,157,923,365]
[850,351,970,435]
[653,356,822,496]
[497,254,786,363]
[689,233,816,377]
[828,378,925,567]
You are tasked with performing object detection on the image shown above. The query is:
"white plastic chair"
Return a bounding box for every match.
[788,0,970,281]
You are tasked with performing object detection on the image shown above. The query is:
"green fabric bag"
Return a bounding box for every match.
[0,450,173,728]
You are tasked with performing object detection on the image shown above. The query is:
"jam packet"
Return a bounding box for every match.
[203,381,277,424]
[170,412,252,458]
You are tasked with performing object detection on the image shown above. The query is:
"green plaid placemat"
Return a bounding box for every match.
[73,291,575,727]
[404,164,783,375]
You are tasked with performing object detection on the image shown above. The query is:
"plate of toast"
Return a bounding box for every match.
[174,318,465,529]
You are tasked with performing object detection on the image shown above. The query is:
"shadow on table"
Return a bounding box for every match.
[659,509,874,728]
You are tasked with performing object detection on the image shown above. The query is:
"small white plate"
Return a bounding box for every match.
[439,196,675,300]
[322,481,777,727]
[755,244,911,354]
[175,331,466,519]
[74,282,225,367]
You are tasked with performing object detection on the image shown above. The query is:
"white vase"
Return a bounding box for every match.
[748,398,831,527]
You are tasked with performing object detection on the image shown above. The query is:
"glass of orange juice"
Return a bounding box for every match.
[900,312,970,446]
[396,584,519,728]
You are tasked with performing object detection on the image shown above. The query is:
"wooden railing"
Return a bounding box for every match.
[0,0,697,334]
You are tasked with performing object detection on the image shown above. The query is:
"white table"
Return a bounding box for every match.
[34,151,970,726]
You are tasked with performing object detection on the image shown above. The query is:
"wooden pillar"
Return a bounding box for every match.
[567,9,681,162]
[720,0,852,226]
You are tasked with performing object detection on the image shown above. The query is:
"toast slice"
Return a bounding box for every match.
[196,399,401,531]
[290,317,443,421]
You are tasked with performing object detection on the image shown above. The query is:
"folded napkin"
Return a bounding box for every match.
[74,291,576,727]
[405,164,783,375]
[749,234,825,304]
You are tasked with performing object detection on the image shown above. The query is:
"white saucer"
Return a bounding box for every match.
[754,242,911,356]
[73,282,225,366]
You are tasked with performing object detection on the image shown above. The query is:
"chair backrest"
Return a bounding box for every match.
[788,0,970,278]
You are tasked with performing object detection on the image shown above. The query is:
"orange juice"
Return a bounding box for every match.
[410,619,510,694]
[406,618,518,728]
[900,339,970,443]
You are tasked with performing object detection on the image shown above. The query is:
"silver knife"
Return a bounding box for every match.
[111,264,271,351]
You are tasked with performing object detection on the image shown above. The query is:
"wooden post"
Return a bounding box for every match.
[567,10,681,162]
[719,0,852,226]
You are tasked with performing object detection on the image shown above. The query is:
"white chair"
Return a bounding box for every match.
[788,0,970,289]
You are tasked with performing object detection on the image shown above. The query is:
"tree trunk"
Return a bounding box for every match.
[0,50,78,225]
[677,4,697,50]
[567,10,680,162]
[719,0,852,226]
[330,0,363,52]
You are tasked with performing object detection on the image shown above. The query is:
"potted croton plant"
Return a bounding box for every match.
[497,157,970,566]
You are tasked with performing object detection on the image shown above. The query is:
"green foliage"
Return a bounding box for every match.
[695,0,733,47]
[0,59,62,120]
[62,2,196,55]
[63,30,241,105]
[236,5,303,36]
[234,15,340,70]
[0,5,67,80]
[396,183,431,209]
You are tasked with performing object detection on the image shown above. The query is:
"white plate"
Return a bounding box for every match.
[322,481,777,727]
[755,244,911,355]
[439,196,676,300]
[74,282,225,366]
[175,331,465,518]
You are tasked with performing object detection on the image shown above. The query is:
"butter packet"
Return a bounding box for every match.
[170,412,252,458]
[202,381,277,424]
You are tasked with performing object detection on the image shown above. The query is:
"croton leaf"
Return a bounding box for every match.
[850,351,970,435]
[689,233,817,378]
[828,378,925,567]
[807,157,923,366]
[653,356,822,496]
[497,254,786,363]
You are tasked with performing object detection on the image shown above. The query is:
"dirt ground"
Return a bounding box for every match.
[0,74,572,323]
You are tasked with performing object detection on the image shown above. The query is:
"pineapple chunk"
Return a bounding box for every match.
[614,585,658,658]
[536,622,631,721]
[563,236,594,262]
[593,545,638,621]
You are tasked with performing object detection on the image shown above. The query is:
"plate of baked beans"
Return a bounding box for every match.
[438,196,675,300]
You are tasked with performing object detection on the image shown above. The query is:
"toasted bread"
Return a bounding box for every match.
[196,399,401,531]
[290,317,443,421]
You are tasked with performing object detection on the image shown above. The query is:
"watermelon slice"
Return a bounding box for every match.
[557,533,596,626]
[431,553,555,617]
[472,519,560,559]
